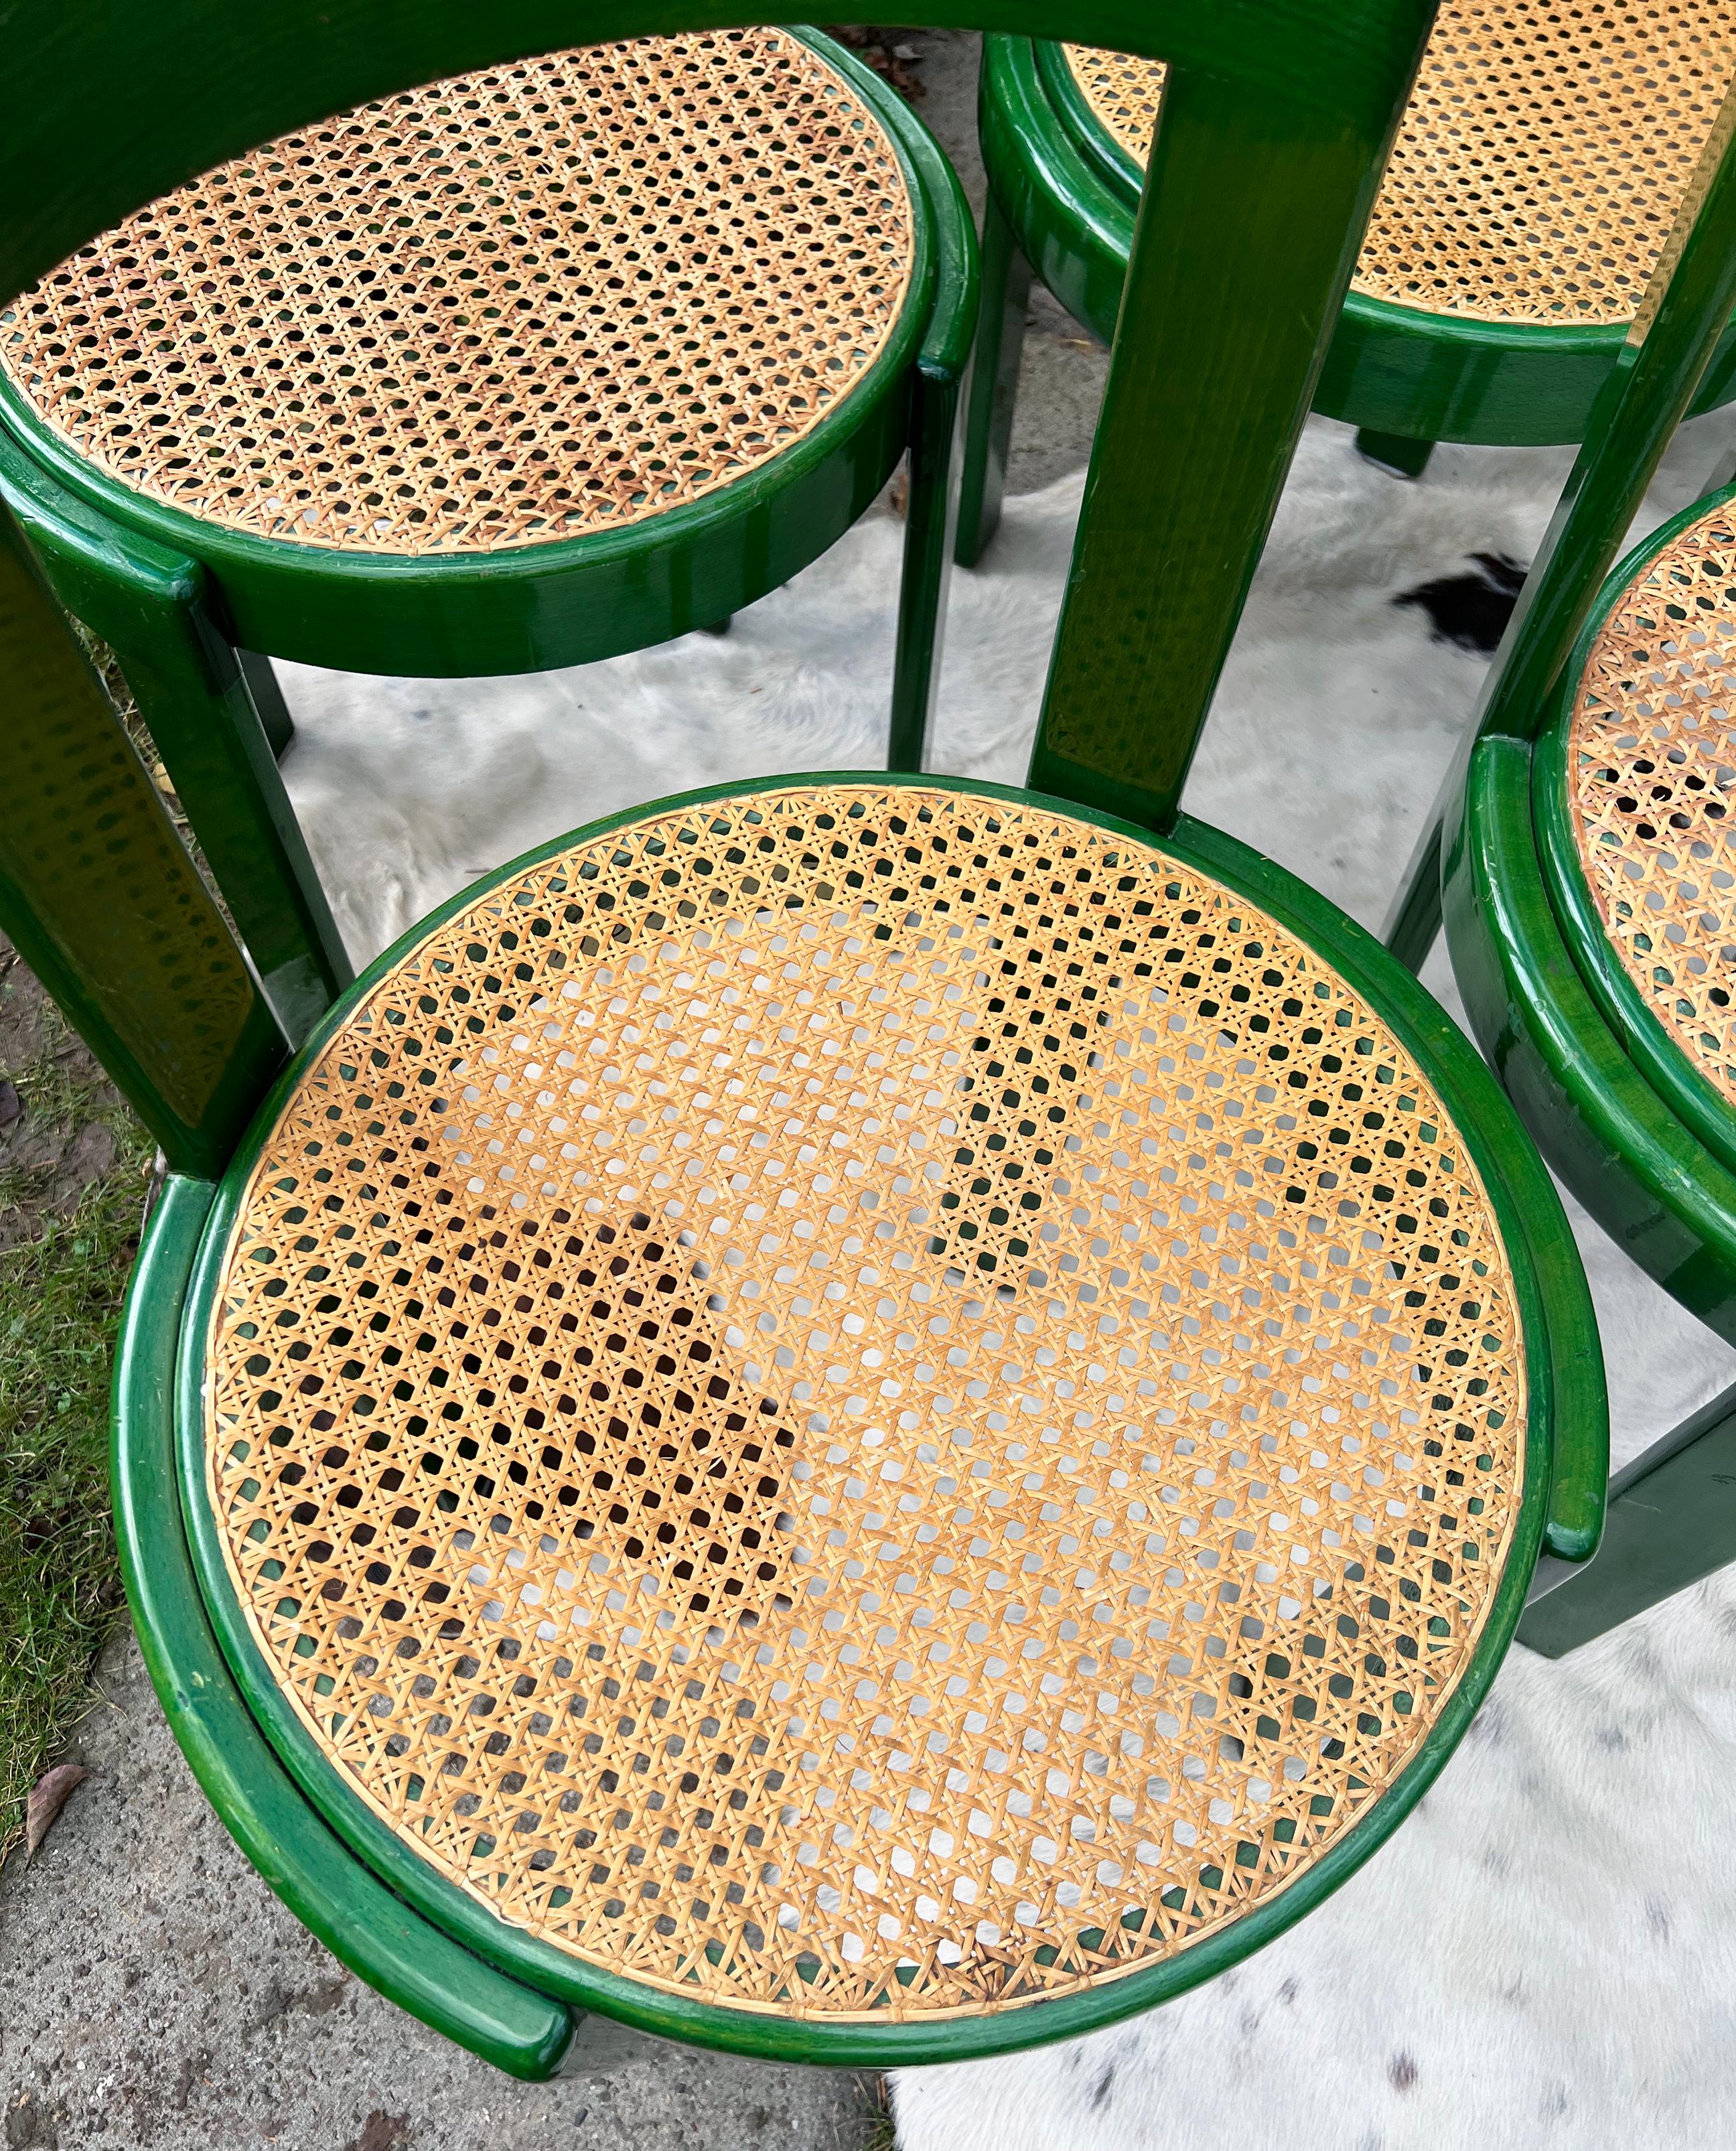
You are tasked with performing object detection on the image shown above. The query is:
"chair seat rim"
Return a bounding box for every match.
[1037,28,1736,336]
[1534,480,1736,1188]
[1450,725,1736,1355]
[159,766,1565,2066]
[1004,32,1714,357]
[0,29,936,572]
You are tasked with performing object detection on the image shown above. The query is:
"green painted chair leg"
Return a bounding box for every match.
[238,648,295,760]
[887,360,964,771]
[1383,814,1445,973]
[954,188,1031,570]
[1355,427,1436,478]
[1519,1377,1736,1657]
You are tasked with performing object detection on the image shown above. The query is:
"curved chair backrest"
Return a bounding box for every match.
[0,1,1437,1174]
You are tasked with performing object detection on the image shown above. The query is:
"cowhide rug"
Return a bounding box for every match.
[276,412,1736,2151]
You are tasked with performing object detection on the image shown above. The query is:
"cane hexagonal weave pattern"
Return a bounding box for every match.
[1567,496,1736,1099]
[200,784,1528,2018]
[1066,0,1736,324]
[0,32,914,554]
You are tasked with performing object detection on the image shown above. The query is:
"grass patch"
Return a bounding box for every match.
[0,966,152,1864]
[862,2073,897,2151]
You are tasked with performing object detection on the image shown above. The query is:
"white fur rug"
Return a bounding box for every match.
[277,414,1736,2151]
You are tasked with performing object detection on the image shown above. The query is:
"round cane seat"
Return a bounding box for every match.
[1565,494,1736,1098]
[0,31,914,555]
[1066,0,1736,324]
[196,782,1529,2022]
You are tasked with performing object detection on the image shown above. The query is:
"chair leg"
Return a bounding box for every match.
[954,189,1031,570]
[1382,815,1445,973]
[238,648,295,759]
[1356,428,1436,480]
[135,614,351,1043]
[1518,1375,1736,1657]
[887,359,964,773]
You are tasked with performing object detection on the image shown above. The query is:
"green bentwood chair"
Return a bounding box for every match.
[957,0,1736,561]
[1380,78,1736,1658]
[0,29,976,1048]
[0,0,1607,2084]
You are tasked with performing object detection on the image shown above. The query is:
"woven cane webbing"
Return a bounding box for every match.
[1066,0,1736,324]
[0,33,914,556]
[1567,498,1736,1099]
[202,784,1527,2019]
[1060,46,1171,172]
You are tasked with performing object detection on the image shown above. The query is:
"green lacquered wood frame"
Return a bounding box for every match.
[161,766,1594,2066]
[0,432,354,1046]
[1005,33,1736,448]
[1530,480,1736,1184]
[1386,88,1736,979]
[1371,95,1736,1655]
[1423,96,1736,1327]
[4,0,1615,2067]
[0,0,1446,881]
[1445,731,1736,1343]
[0,31,972,687]
[115,1175,577,2079]
[0,29,974,1041]
[1520,1370,1736,1656]
[0,506,287,1176]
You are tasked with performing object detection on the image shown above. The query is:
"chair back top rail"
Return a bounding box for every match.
[0,2,1437,1165]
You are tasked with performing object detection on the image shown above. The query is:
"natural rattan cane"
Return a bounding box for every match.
[1067,0,1736,324]
[0,33,914,555]
[201,784,1527,2019]
[1567,498,1736,1099]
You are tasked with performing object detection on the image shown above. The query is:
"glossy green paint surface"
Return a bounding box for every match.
[954,186,1035,568]
[1519,1373,1736,1655]
[3,0,1603,2069]
[887,361,964,771]
[0,4,1435,309]
[0,507,285,1177]
[0,431,352,1042]
[1005,34,1736,446]
[979,38,1130,349]
[1384,86,1736,969]
[1027,24,1433,830]
[1355,429,1435,478]
[239,650,297,761]
[1472,127,1736,760]
[887,90,980,767]
[1446,733,1736,1344]
[171,763,1566,2063]
[113,1176,575,2079]
[0,33,950,683]
[1531,482,1736,1184]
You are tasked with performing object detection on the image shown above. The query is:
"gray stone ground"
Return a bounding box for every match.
[0,29,1100,2150]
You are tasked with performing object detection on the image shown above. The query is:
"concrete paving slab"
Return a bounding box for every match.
[0,1633,884,2150]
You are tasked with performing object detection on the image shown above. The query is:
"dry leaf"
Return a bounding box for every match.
[25,1763,90,1856]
